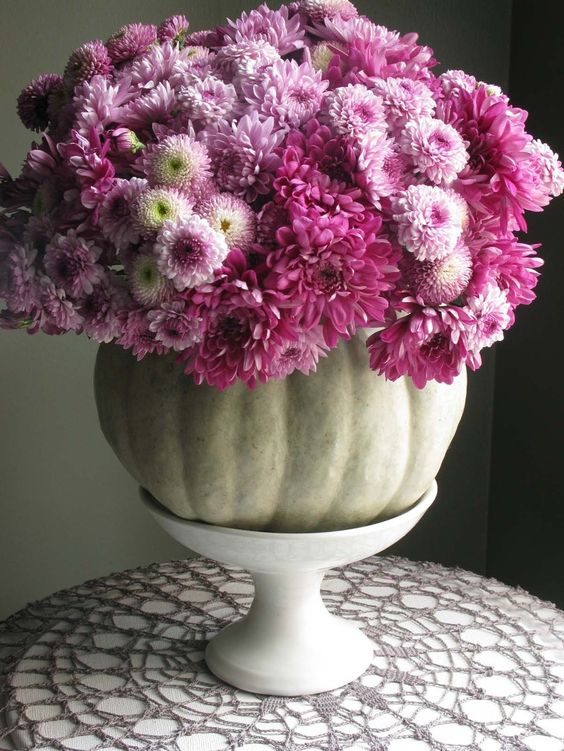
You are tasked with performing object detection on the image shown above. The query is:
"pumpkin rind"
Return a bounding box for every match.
[94,335,467,532]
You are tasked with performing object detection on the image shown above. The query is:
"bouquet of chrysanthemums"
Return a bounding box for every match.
[1,0,562,389]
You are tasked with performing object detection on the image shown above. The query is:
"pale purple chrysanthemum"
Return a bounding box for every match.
[242,59,328,130]
[80,274,129,343]
[178,76,239,126]
[300,0,358,21]
[17,74,63,131]
[355,133,408,207]
[117,309,167,360]
[309,41,346,72]
[201,112,284,202]
[400,117,468,184]
[132,187,192,237]
[74,75,133,135]
[402,242,473,304]
[127,248,173,306]
[0,245,38,311]
[44,232,104,298]
[157,15,189,45]
[110,127,144,155]
[155,215,229,291]
[372,77,436,132]
[126,42,193,90]
[198,193,256,251]
[148,301,200,351]
[99,177,147,252]
[257,201,289,246]
[119,82,176,130]
[63,41,112,87]
[525,139,564,198]
[39,277,83,332]
[143,134,211,197]
[325,84,387,138]
[214,40,281,87]
[222,4,305,55]
[312,17,394,45]
[185,28,221,46]
[268,327,329,379]
[439,69,477,96]
[106,23,157,64]
[392,185,464,261]
[464,283,513,359]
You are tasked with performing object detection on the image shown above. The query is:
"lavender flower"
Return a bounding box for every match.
[44,232,104,298]
[17,74,63,131]
[148,301,200,350]
[63,41,112,87]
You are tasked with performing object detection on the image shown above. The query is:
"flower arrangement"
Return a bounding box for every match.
[1,0,562,390]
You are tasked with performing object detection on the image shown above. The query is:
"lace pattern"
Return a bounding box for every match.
[1,556,564,750]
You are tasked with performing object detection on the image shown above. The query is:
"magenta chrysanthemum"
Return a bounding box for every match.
[402,242,473,305]
[198,193,256,251]
[257,201,290,246]
[155,215,229,291]
[157,15,189,45]
[143,134,211,196]
[400,117,468,185]
[44,231,104,298]
[325,84,386,137]
[131,187,192,237]
[464,283,513,363]
[300,0,358,21]
[392,185,465,261]
[242,59,328,130]
[179,76,239,126]
[201,112,284,202]
[148,301,200,351]
[106,23,157,64]
[17,74,63,131]
[99,177,147,252]
[221,3,305,55]
[63,41,112,87]
[355,133,408,206]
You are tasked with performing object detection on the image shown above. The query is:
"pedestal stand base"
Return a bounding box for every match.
[141,481,437,696]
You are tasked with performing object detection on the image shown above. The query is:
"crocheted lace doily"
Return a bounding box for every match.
[1,556,564,751]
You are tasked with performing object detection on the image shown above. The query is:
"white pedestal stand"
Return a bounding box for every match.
[141,481,437,696]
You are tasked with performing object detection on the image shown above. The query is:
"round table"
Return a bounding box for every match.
[1,556,563,751]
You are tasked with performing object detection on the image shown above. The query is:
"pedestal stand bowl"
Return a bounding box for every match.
[141,480,438,696]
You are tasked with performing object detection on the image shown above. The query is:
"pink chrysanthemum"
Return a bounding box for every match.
[325,84,387,138]
[400,117,468,185]
[367,302,472,388]
[80,274,129,343]
[127,249,173,307]
[117,309,167,360]
[157,15,189,46]
[155,215,229,291]
[257,201,290,246]
[469,237,543,307]
[148,300,200,351]
[44,231,104,298]
[464,284,513,363]
[179,76,239,126]
[299,0,358,21]
[198,193,256,252]
[99,177,147,252]
[221,4,305,55]
[126,42,193,90]
[392,185,464,261]
[142,134,211,197]
[131,187,192,237]
[214,40,281,87]
[74,75,133,135]
[63,41,112,87]
[243,59,328,130]
[268,326,329,379]
[355,133,408,207]
[525,139,564,199]
[402,242,473,304]
[119,82,176,131]
[439,69,477,96]
[17,74,63,132]
[267,214,398,346]
[201,112,284,202]
[372,77,436,132]
[39,277,83,332]
[106,23,157,64]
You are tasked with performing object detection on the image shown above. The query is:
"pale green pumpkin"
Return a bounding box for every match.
[94,334,467,532]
